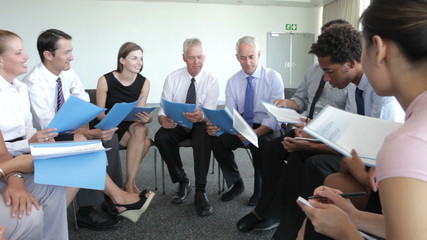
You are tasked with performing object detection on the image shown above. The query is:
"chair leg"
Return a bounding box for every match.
[161,157,166,195]
[72,199,79,231]
[154,148,158,191]
[244,148,253,162]
[211,153,215,174]
[218,162,221,194]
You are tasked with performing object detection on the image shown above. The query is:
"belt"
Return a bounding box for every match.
[5,136,24,143]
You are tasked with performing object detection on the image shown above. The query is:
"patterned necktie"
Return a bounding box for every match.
[355,87,365,115]
[185,77,196,104]
[56,77,65,112]
[242,76,254,127]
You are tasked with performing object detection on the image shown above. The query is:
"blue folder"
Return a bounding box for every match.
[95,99,140,130]
[32,140,107,190]
[123,107,157,122]
[201,107,237,136]
[47,96,106,134]
[161,99,196,128]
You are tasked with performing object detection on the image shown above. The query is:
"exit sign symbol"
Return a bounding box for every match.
[286,24,297,31]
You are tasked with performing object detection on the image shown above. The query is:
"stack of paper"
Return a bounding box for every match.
[31,140,108,190]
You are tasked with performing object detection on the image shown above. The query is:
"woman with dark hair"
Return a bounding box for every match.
[96,42,152,193]
[298,0,427,239]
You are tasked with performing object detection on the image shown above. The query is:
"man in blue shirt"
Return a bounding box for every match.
[207,36,284,206]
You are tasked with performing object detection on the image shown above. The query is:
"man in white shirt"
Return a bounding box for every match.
[23,29,122,230]
[155,38,219,216]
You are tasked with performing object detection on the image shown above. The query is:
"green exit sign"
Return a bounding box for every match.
[286,24,297,31]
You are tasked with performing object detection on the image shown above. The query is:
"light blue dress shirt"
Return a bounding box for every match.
[225,64,284,131]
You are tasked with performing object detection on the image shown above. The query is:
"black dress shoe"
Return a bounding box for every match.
[77,209,119,230]
[253,218,280,231]
[221,179,244,202]
[237,211,262,232]
[172,181,192,204]
[194,191,213,216]
[101,200,120,220]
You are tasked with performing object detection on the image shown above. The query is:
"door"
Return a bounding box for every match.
[267,32,315,88]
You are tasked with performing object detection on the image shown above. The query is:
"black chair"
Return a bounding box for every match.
[285,88,297,99]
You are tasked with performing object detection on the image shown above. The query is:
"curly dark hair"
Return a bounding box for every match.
[309,24,361,64]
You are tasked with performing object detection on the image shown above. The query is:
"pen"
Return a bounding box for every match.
[308,192,367,200]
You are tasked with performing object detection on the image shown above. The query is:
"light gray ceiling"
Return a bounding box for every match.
[109,0,335,8]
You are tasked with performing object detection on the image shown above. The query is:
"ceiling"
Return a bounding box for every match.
[110,0,335,8]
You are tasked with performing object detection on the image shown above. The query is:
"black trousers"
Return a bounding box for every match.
[253,134,291,218]
[272,152,342,240]
[212,125,285,194]
[154,123,212,190]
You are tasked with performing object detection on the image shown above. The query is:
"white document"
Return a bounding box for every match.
[232,108,259,148]
[261,101,305,124]
[30,140,107,159]
[303,105,402,166]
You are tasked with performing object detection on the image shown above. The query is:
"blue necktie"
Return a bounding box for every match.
[242,76,254,127]
[185,77,196,104]
[56,77,65,112]
[355,87,365,115]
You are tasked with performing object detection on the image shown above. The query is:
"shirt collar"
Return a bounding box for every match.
[357,74,368,91]
[0,75,23,92]
[240,64,262,81]
[39,62,61,82]
[186,68,204,84]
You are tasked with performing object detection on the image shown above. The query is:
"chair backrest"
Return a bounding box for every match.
[85,89,100,129]
[284,88,297,99]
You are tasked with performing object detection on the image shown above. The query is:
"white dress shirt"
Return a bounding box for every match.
[158,66,220,116]
[225,64,284,131]
[23,63,89,130]
[345,74,405,122]
[0,76,37,156]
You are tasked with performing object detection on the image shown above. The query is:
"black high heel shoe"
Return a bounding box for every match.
[115,189,155,223]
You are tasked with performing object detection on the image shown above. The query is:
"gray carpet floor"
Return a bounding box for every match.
[67,120,275,239]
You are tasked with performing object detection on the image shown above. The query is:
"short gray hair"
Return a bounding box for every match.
[183,38,203,55]
[236,36,260,53]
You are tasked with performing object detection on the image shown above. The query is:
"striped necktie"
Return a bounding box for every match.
[56,77,65,112]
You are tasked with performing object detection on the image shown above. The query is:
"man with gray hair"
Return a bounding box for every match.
[207,36,285,207]
[155,38,219,216]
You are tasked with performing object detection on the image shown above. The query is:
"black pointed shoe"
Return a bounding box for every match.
[172,181,192,204]
[195,191,213,216]
[221,179,244,202]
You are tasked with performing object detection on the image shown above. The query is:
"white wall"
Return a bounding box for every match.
[2,0,322,103]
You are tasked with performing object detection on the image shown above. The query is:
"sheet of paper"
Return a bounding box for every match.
[30,140,106,159]
[95,99,140,130]
[47,96,106,134]
[201,106,237,136]
[261,101,305,124]
[162,99,196,129]
[123,107,157,122]
[304,105,402,166]
[232,108,258,148]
